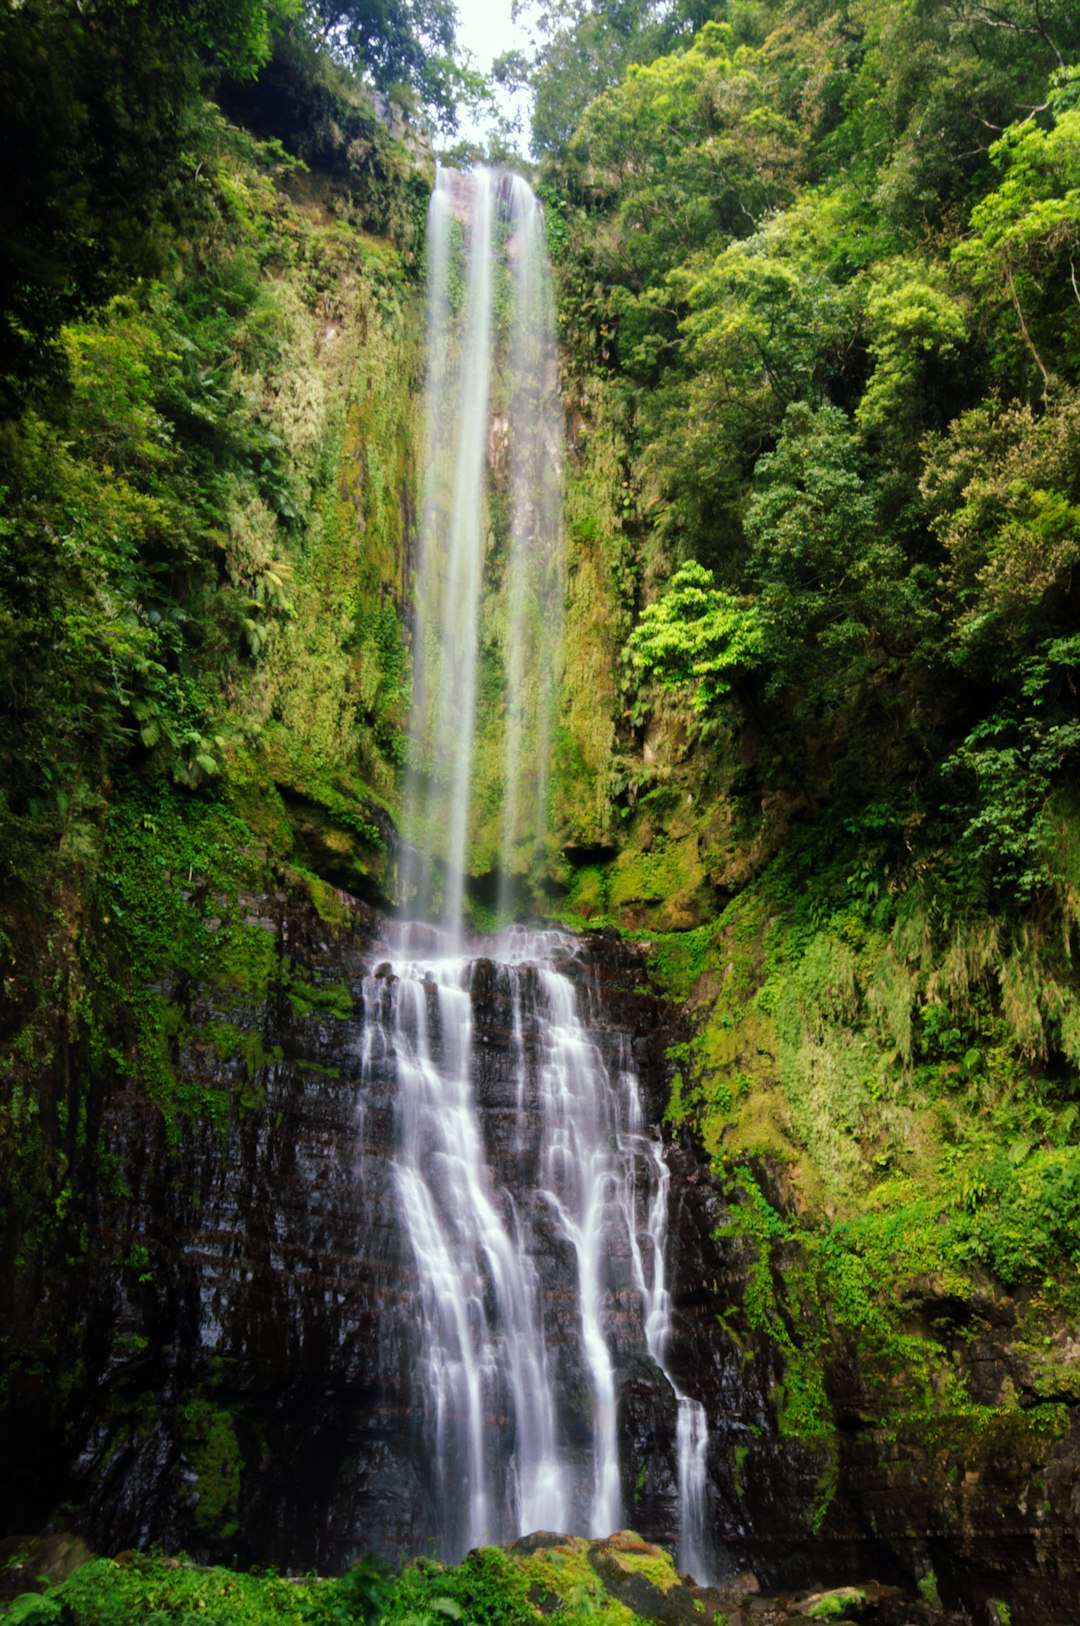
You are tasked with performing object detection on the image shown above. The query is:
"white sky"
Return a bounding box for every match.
[452,0,537,150]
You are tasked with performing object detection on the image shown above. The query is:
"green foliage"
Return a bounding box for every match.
[954,82,1080,389]
[0,1541,700,1626]
[625,561,762,714]
[0,0,297,406]
[385,1548,537,1626]
[513,0,710,158]
[182,1401,244,1538]
[1,1555,326,1625]
[548,0,1080,996]
[304,0,469,131]
[745,401,925,707]
[922,390,1080,662]
[676,201,855,455]
[2,1599,63,1626]
[297,1562,395,1626]
[0,90,417,937]
[804,1590,866,1622]
[855,258,967,443]
[663,813,1080,1472]
[564,22,803,294]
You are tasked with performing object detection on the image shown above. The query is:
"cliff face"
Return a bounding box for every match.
[663,1142,1080,1620]
[3,31,1080,1624]
[2,884,683,1572]
[5,870,1080,1621]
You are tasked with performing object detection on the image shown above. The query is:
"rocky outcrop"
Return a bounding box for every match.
[513,1531,965,1626]
[0,891,684,1573]
[661,1139,1080,1623]
[3,880,1080,1622]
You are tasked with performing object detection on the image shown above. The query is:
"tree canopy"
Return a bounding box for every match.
[539,0,1080,912]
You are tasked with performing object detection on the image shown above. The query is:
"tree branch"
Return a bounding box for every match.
[1004,260,1051,386]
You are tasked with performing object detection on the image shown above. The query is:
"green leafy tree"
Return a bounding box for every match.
[745,400,928,706]
[626,559,763,713]
[855,258,968,444]
[953,75,1080,390]
[823,0,1080,234]
[304,0,465,126]
[507,0,688,158]
[921,387,1080,664]
[918,388,1080,902]
[566,22,804,289]
[0,0,290,409]
[675,205,854,461]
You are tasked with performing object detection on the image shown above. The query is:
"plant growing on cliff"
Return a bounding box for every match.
[624,560,762,717]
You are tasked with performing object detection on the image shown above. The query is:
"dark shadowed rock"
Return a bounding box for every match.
[2,882,1080,1622]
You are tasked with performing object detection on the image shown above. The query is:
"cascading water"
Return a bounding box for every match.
[367,166,712,1575]
[401,167,496,931]
[497,175,563,917]
[629,1096,713,1579]
[401,167,564,924]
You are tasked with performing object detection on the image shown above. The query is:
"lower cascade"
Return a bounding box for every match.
[360,923,713,1573]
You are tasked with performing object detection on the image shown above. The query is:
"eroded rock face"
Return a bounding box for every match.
[3,883,1080,1623]
[3,895,690,1574]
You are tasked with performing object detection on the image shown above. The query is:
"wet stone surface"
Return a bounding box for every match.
[4,883,1080,1621]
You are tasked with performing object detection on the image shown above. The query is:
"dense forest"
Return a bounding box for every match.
[4,0,1080,1621]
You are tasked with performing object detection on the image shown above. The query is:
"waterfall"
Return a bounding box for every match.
[401,167,563,925]
[367,166,712,1575]
[361,925,707,1558]
[498,175,564,917]
[402,167,496,933]
[362,932,563,1551]
[626,1089,713,1579]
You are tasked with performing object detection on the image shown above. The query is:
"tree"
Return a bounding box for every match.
[745,400,926,705]
[855,259,968,445]
[625,559,763,712]
[304,0,462,126]
[953,74,1080,391]
[0,0,289,410]
[921,388,1080,666]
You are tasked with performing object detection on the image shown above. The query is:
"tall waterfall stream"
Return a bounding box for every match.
[372,168,712,1574]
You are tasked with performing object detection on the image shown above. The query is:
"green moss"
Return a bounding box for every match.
[805,1589,866,1620]
[549,390,631,853]
[510,1540,637,1626]
[604,1546,682,1592]
[565,864,610,923]
[181,1401,243,1540]
[733,1443,749,1500]
[681,830,1080,1491]
[608,835,708,931]
[282,967,355,1021]
[648,923,717,1002]
[290,866,352,929]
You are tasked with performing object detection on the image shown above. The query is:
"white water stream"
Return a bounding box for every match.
[369,167,712,1574]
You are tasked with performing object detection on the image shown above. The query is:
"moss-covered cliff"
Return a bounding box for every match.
[5,1,1080,1620]
[0,11,427,1516]
[523,5,1080,1613]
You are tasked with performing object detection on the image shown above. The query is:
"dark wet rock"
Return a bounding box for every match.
[3,880,1080,1622]
[0,1534,94,1601]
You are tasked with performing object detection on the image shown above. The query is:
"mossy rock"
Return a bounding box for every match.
[609,833,712,931]
[804,1588,867,1620]
[513,1533,709,1626]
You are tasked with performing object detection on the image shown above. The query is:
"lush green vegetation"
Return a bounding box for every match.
[5,0,1080,1593]
[533,0,1080,1487]
[0,0,430,1497]
[0,1536,695,1626]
